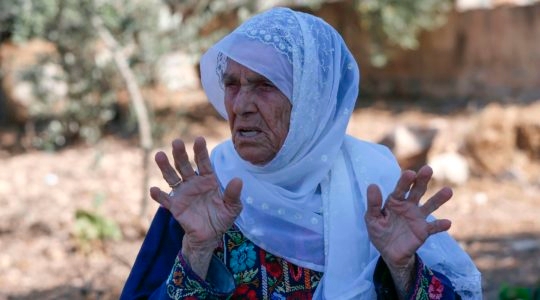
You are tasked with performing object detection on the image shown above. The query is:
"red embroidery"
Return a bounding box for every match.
[235,284,258,300]
[428,276,444,300]
[288,290,312,300]
[266,260,283,278]
[290,265,302,281]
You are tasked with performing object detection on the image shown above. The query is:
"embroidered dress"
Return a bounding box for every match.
[120,7,482,300]
[163,224,462,300]
[201,7,482,298]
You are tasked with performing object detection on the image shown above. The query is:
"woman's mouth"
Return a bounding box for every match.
[239,130,259,137]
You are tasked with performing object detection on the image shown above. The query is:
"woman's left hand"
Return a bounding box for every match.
[365,165,453,270]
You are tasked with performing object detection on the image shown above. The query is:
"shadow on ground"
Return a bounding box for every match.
[462,232,540,299]
[7,285,119,300]
[5,232,540,300]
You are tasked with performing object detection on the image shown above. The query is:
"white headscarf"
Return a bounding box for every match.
[201,7,481,299]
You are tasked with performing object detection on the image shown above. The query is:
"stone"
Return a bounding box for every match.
[516,102,540,160]
[429,151,470,186]
[465,103,517,175]
[379,125,438,170]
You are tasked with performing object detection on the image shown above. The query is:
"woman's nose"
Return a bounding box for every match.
[233,88,257,115]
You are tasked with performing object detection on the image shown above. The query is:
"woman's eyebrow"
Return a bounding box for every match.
[245,74,272,84]
[222,73,237,84]
[222,72,271,85]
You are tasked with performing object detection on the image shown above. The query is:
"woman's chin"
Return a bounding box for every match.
[235,147,274,166]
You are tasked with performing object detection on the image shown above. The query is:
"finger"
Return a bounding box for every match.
[150,186,171,209]
[420,186,453,216]
[193,137,213,176]
[223,178,243,215]
[390,170,416,201]
[427,218,452,235]
[155,151,182,187]
[406,165,433,205]
[171,139,196,180]
[366,184,384,218]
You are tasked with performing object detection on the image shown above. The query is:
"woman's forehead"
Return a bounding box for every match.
[223,59,269,81]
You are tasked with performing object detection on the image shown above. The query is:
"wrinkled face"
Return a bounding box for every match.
[223,60,292,165]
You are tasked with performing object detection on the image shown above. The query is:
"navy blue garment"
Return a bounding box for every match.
[120,207,184,299]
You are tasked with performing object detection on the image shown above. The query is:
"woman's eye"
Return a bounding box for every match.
[259,81,276,90]
[224,82,239,89]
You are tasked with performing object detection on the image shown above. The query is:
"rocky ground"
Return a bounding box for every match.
[0,100,539,299]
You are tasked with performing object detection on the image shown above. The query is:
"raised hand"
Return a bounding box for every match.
[150,137,243,278]
[365,165,452,297]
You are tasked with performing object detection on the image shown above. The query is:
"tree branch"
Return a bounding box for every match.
[92,15,153,217]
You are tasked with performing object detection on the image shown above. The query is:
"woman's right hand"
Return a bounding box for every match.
[150,137,243,278]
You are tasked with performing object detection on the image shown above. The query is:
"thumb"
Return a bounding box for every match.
[223,178,243,214]
[427,219,452,235]
[150,187,170,209]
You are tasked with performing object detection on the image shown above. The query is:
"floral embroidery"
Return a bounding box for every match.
[164,225,323,299]
[404,256,459,300]
[265,259,283,279]
[230,243,257,273]
[165,255,228,299]
[374,255,461,300]
[172,270,183,286]
[289,265,303,281]
[288,290,312,300]
[270,294,287,300]
[165,227,459,299]
[428,276,444,300]
[226,226,322,299]
[235,284,258,300]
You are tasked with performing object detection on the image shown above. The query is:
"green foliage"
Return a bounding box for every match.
[0,0,265,149]
[499,283,540,300]
[354,0,452,67]
[0,0,453,149]
[74,193,122,248]
[1,0,168,149]
[74,209,122,241]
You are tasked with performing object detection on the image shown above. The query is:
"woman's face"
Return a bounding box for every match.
[223,60,292,165]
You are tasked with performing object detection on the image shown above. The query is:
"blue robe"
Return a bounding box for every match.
[120,207,184,299]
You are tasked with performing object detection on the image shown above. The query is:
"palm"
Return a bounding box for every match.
[365,166,452,267]
[170,173,240,244]
[150,137,243,251]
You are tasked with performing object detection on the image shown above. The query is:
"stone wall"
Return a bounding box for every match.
[315,2,540,103]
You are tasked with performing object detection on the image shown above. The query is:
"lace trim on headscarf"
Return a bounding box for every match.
[237,10,301,65]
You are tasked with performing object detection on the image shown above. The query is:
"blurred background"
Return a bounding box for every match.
[0,0,539,299]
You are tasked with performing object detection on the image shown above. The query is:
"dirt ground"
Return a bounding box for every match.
[0,102,539,299]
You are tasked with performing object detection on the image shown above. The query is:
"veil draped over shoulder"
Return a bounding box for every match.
[200,7,482,299]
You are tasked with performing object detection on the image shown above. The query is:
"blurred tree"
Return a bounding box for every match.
[0,0,161,147]
[353,0,453,67]
[1,0,179,215]
[0,0,452,214]
[0,0,453,148]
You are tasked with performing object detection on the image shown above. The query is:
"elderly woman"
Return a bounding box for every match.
[121,7,481,300]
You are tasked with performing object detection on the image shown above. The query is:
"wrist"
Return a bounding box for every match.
[385,254,415,271]
[181,237,219,279]
[385,255,416,300]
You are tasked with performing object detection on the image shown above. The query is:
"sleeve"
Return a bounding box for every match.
[163,252,236,299]
[374,255,462,300]
[120,207,236,299]
[120,207,184,299]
